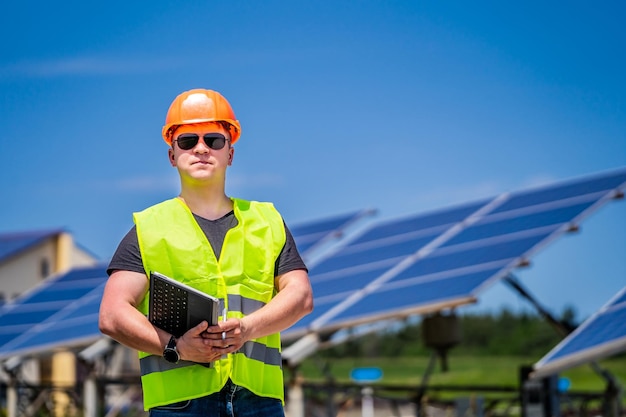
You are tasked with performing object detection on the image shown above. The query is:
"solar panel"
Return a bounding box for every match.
[531,285,626,379]
[0,264,108,360]
[490,172,626,214]
[0,285,105,358]
[283,167,626,340]
[310,200,490,276]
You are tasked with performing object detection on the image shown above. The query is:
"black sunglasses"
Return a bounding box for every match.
[174,133,228,150]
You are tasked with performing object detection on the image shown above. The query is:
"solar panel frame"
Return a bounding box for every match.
[284,167,626,341]
[284,198,506,339]
[490,169,626,215]
[440,200,597,247]
[293,263,512,338]
[292,230,556,337]
[532,286,626,379]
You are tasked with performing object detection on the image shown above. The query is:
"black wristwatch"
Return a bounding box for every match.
[163,335,180,363]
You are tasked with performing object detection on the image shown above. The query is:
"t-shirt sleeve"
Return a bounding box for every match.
[107,226,145,276]
[275,222,308,276]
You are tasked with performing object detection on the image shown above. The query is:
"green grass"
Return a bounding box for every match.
[291,354,626,400]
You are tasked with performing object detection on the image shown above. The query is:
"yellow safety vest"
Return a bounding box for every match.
[133,197,286,410]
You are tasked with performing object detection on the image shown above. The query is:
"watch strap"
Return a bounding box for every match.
[166,335,177,350]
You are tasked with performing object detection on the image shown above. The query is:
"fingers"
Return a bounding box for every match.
[206,318,236,334]
[203,319,242,340]
[189,320,210,336]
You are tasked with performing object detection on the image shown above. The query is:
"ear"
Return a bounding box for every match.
[227,147,234,166]
[168,148,176,167]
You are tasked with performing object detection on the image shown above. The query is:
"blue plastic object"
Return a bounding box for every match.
[350,367,383,383]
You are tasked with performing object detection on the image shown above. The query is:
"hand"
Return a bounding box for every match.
[176,320,241,363]
[203,318,247,352]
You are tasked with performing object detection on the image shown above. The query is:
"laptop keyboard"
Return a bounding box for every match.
[151,277,188,337]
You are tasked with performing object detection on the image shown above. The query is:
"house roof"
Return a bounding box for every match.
[0,229,65,264]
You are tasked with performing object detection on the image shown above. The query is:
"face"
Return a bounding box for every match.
[168,123,234,184]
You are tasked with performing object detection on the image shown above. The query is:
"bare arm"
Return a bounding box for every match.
[98,270,170,356]
[244,269,313,339]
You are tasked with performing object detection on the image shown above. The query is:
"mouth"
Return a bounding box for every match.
[192,159,211,165]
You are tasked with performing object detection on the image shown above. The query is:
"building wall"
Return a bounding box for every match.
[0,241,56,302]
[69,245,99,269]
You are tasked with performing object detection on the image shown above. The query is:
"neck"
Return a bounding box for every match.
[178,185,233,220]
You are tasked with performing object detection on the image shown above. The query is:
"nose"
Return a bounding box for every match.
[193,137,211,153]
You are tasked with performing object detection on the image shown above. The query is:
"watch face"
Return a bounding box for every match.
[163,348,179,363]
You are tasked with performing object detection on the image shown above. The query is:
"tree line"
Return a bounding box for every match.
[321,306,580,358]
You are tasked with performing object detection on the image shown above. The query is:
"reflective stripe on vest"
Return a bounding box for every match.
[228,293,265,315]
[140,340,282,375]
[133,197,286,410]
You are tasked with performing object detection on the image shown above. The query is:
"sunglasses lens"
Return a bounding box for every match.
[176,134,199,150]
[204,134,226,150]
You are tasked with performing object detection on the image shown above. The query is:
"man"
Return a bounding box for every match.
[99,88,313,416]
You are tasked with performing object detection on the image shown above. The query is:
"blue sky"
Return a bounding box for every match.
[0,1,624,321]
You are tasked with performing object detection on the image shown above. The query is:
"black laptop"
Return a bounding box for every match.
[148,271,219,338]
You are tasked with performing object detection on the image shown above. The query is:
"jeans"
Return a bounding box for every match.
[149,379,284,417]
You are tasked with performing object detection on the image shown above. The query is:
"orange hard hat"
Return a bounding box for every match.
[162,89,241,145]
